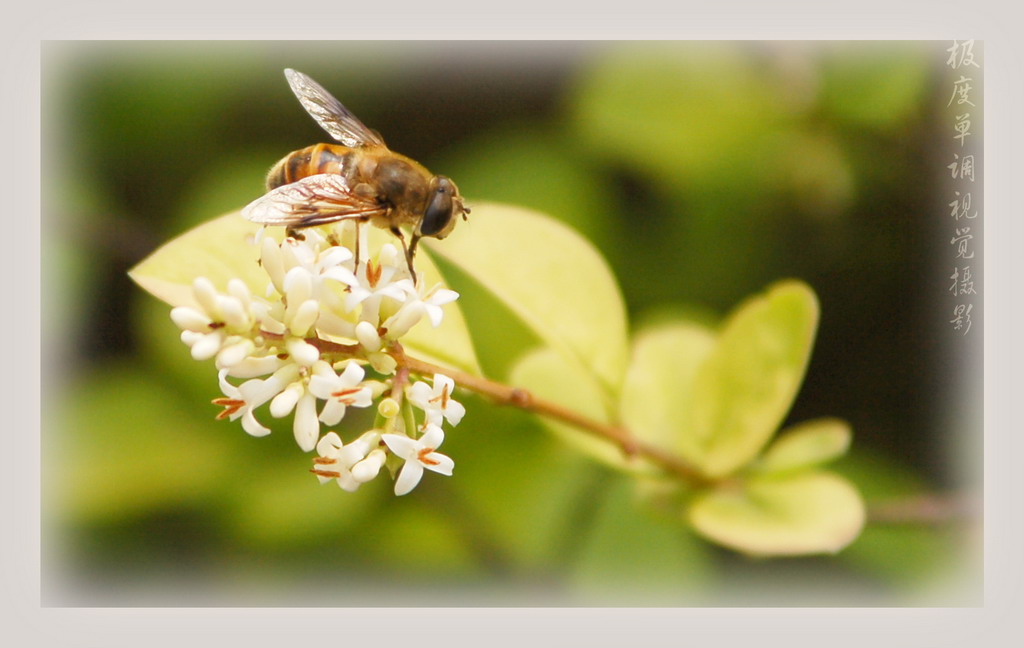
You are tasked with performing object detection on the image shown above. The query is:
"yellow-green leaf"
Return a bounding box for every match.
[128,210,265,310]
[688,471,865,556]
[754,418,852,475]
[423,202,629,397]
[689,281,819,477]
[619,320,716,462]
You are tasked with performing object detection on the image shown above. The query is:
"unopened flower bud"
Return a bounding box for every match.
[362,380,390,399]
[355,320,383,352]
[170,306,210,332]
[377,397,401,419]
[286,337,320,367]
[367,351,398,375]
[216,338,254,368]
[190,330,225,361]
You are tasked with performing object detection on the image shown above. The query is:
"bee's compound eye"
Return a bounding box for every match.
[420,180,455,237]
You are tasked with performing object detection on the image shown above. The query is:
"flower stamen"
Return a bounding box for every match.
[310,468,342,479]
[212,397,245,420]
[366,259,382,288]
[331,387,364,405]
[429,384,451,409]
[417,447,440,466]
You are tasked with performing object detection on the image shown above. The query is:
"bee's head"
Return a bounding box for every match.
[417,176,469,241]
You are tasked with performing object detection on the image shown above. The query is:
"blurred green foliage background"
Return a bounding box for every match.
[43,41,981,605]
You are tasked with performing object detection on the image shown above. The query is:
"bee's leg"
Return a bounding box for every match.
[408,234,422,282]
[353,219,361,268]
[391,227,417,282]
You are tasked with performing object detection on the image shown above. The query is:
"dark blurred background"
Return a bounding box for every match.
[42,41,982,605]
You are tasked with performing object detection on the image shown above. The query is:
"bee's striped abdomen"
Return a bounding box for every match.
[266,143,357,190]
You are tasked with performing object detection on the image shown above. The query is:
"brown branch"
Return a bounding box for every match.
[867,493,977,525]
[282,331,709,485]
[269,332,972,518]
[389,344,712,487]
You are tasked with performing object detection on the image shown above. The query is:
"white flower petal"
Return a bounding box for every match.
[225,355,285,379]
[192,277,221,319]
[317,432,343,456]
[444,400,466,427]
[260,314,287,336]
[218,295,250,331]
[378,284,410,303]
[346,432,378,460]
[428,288,459,307]
[367,352,398,375]
[351,449,386,483]
[241,410,271,437]
[313,311,356,338]
[391,277,417,297]
[286,337,320,366]
[323,265,359,286]
[344,288,370,313]
[293,392,319,452]
[422,409,444,427]
[239,364,300,407]
[433,374,454,393]
[307,374,336,400]
[227,278,252,308]
[318,398,346,426]
[349,388,373,409]
[284,267,313,305]
[382,433,418,460]
[319,246,353,268]
[311,359,335,376]
[270,382,303,418]
[407,381,433,407]
[260,237,286,294]
[393,460,424,496]
[382,302,424,339]
[190,331,224,361]
[423,303,444,328]
[355,321,382,351]
[420,424,445,449]
[289,299,320,337]
[338,360,366,386]
[217,368,238,397]
[379,244,400,267]
[422,452,454,476]
[215,339,254,368]
[338,472,362,492]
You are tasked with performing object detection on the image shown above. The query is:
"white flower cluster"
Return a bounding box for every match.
[313,372,462,496]
[169,222,464,495]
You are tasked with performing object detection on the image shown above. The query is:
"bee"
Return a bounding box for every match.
[243,69,470,277]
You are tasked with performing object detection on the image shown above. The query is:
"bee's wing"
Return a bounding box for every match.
[284,68,387,149]
[243,174,387,228]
